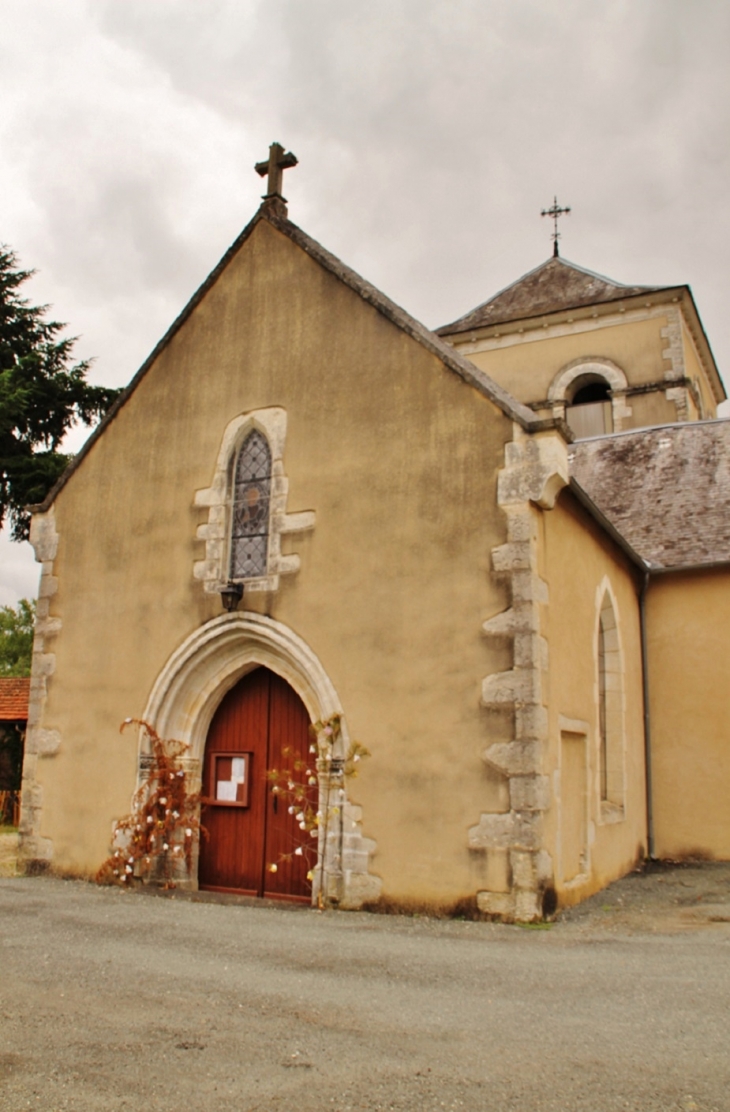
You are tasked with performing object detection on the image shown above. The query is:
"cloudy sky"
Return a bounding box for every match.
[2,0,729,604]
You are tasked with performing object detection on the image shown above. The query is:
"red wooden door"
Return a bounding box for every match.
[199,667,313,901]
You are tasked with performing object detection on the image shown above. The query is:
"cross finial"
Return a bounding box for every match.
[255,142,298,215]
[541,195,571,257]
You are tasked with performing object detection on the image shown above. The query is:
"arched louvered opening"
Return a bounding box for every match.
[567,375,613,438]
[230,430,272,580]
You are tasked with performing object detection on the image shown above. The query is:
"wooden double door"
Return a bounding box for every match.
[199,667,314,900]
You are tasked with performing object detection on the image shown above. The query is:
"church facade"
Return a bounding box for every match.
[18,156,730,920]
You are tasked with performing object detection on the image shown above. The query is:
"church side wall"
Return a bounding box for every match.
[23,219,516,907]
[539,491,647,906]
[648,569,730,860]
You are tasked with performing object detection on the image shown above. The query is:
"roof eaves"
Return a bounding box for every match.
[568,477,649,572]
[648,558,730,575]
[569,414,730,446]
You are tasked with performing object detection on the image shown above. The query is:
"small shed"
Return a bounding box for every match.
[0,677,30,826]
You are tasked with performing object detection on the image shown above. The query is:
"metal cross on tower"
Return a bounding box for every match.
[255,142,298,208]
[541,196,571,257]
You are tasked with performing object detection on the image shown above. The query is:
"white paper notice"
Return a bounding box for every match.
[231,758,245,783]
[216,780,237,802]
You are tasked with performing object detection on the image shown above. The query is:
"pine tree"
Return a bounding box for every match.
[0,245,120,539]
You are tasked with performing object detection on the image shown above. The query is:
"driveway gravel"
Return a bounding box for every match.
[1,868,729,1112]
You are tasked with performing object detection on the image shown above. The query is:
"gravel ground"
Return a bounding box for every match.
[1,866,729,1112]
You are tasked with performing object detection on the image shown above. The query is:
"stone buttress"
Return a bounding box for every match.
[470,427,569,920]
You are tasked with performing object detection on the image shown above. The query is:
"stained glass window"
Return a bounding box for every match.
[230,430,271,579]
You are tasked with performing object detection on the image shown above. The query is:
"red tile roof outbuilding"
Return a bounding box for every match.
[0,677,30,721]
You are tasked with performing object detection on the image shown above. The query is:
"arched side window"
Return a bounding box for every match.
[597,591,625,816]
[230,430,272,579]
[548,359,631,438]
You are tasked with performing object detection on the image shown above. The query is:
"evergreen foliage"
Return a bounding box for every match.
[0,245,120,539]
[0,598,35,677]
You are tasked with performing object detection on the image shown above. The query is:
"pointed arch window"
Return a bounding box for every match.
[195,407,315,597]
[597,592,625,816]
[230,430,272,579]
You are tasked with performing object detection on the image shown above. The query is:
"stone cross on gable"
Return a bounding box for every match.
[255,142,298,207]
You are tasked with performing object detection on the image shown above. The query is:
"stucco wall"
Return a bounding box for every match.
[539,491,647,905]
[455,316,670,406]
[648,569,730,860]
[28,218,515,904]
[626,391,680,430]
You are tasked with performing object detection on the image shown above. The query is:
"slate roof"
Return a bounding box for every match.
[570,420,730,570]
[0,677,30,721]
[437,256,659,336]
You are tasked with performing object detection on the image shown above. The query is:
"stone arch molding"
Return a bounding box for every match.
[142,612,343,769]
[141,612,381,908]
[548,359,632,431]
[193,406,315,595]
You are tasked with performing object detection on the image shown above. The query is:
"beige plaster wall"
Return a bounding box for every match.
[454,316,670,407]
[539,491,647,905]
[648,569,730,860]
[627,391,679,430]
[30,218,515,904]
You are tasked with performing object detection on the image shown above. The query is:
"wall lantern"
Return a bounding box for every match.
[220,581,243,613]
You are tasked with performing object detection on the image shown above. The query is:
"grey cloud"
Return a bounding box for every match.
[2,0,729,599]
[5,0,730,369]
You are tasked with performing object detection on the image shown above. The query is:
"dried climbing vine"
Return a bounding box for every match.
[96,719,205,889]
[266,713,369,906]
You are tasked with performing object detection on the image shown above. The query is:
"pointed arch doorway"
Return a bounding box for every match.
[199,666,314,901]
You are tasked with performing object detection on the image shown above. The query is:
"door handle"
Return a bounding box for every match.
[272,790,278,814]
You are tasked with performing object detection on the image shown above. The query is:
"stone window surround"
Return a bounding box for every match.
[547,359,632,432]
[193,406,315,595]
[141,611,381,909]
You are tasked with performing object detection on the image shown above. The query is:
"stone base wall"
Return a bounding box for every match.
[312,761,381,909]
